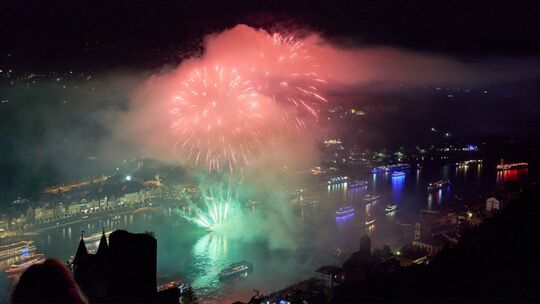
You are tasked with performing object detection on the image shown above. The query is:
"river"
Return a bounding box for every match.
[0,160,533,303]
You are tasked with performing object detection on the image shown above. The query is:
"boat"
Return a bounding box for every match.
[157,280,190,293]
[335,205,355,217]
[427,179,451,191]
[362,194,380,203]
[456,159,483,167]
[385,203,397,213]
[365,217,376,227]
[218,261,253,280]
[496,160,528,171]
[391,171,405,177]
[327,176,349,185]
[0,241,36,260]
[348,180,368,188]
[298,199,318,208]
[372,164,411,174]
[371,166,390,174]
[388,164,411,171]
[5,254,45,273]
[112,215,121,220]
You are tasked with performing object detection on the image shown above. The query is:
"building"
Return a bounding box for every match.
[486,197,501,212]
[34,207,44,221]
[107,230,157,303]
[72,229,178,303]
[342,235,373,284]
[412,235,445,256]
[414,222,422,240]
[67,203,82,215]
[396,245,429,267]
[315,265,344,288]
[72,230,109,301]
[358,235,371,260]
[26,205,35,223]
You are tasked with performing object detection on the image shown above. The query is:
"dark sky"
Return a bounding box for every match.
[1,0,539,202]
[1,0,539,70]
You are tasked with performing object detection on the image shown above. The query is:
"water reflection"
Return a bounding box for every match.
[335,213,355,227]
[371,173,378,191]
[442,165,450,179]
[456,164,469,178]
[391,174,405,203]
[496,168,528,189]
[427,193,433,209]
[476,163,483,186]
[191,234,229,292]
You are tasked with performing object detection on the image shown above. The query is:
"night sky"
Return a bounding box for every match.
[2,0,540,70]
[1,0,540,201]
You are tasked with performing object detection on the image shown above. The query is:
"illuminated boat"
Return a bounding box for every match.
[365,217,376,227]
[298,199,318,208]
[218,261,253,280]
[371,166,390,174]
[327,176,349,185]
[456,159,483,167]
[388,164,411,171]
[362,194,380,203]
[427,179,450,191]
[335,205,355,217]
[391,171,405,177]
[348,180,368,188]
[157,280,190,293]
[0,241,36,260]
[5,254,45,273]
[496,160,528,171]
[371,163,411,174]
[385,204,397,213]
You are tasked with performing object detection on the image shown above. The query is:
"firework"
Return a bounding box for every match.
[169,28,327,172]
[176,183,238,231]
[249,32,328,131]
[170,65,270,172]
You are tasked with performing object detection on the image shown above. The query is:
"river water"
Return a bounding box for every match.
[0,161,532,303]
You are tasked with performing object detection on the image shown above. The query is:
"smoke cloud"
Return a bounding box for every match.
[121,24,540,166]
[116,24,540,250]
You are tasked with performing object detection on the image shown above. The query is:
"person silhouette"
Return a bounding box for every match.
[11,258,88,303]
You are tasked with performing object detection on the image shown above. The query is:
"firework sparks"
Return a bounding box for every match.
[170,65,270,172]
[176,183,236,231]
[249,32,328,131]
[167,27,328,172]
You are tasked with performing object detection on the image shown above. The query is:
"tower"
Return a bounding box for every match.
[107,230,157,303]
[96,228,109,258]
[72,232,88,271]
[359,235,371,260]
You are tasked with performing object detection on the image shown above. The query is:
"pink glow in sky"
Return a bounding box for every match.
[121,24,540,172]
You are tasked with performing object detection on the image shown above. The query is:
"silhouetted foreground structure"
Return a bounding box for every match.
[333,184,540,302]
[11,259,88,303]
[73,229,179,303]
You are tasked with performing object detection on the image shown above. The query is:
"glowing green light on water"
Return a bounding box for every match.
[176,180,240,231]
[192,200,230,230]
